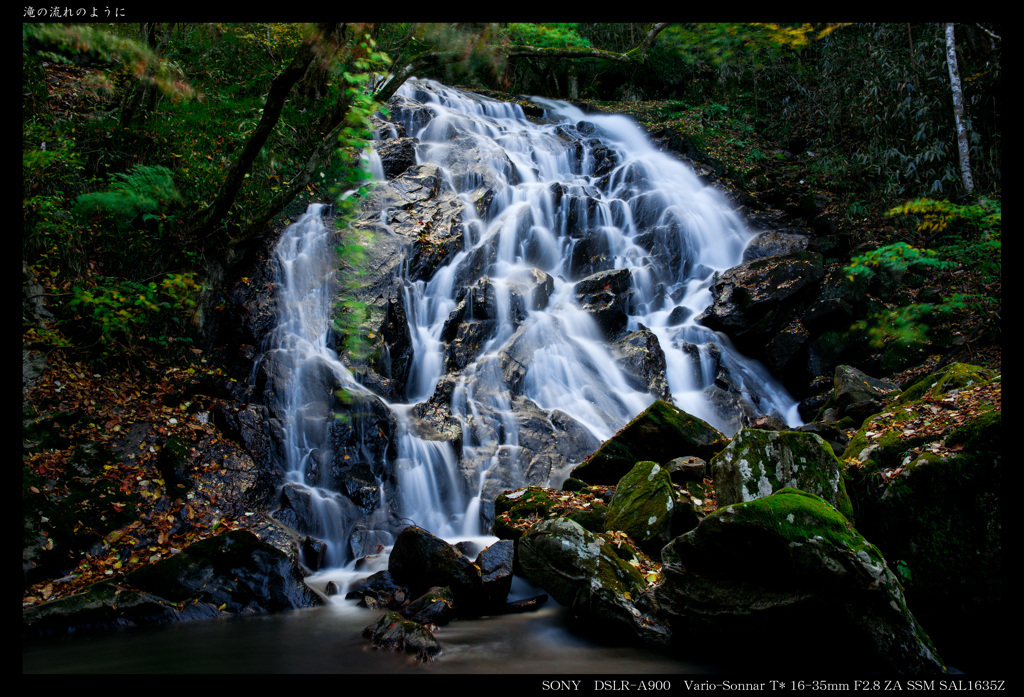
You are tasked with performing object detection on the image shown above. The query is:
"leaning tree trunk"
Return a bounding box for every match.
[192,22,344,242]
[945,22,974,196]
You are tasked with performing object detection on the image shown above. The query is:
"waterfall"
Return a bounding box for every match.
[264,79,801,578]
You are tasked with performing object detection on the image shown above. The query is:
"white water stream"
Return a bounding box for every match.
[264,79,801,595]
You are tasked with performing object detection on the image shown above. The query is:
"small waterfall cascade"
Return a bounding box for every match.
[263,79,801,583]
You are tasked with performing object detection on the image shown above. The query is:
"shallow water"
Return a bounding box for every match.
[22,594,723,674]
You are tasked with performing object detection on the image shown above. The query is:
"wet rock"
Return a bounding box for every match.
[454,540,480,558]
[388,526,486,612]
[571,401,727,486]
[324,581,339,597]
[711,428,854,521]
[301,535,328,571]
[497,323,540,396]
[609,328,672,401]
[24,530,321,637]
[351,164,465,285]
[401,586,458,625]
[649,489,945,674]
[372,293,415,397]
[569,229,614,279]
[350,527,393,561]
[370,114,406,140]
[275,482,354,539]
[574,268,632,337]
[665,456,707,483]
[666,305,691,326]
[23,581,185,638]
[763,318,812,374]
[742,229,810,262]
[385,94,435,135]
[475,539,515,606]
[830,364,900,424]
[328,392,397,476]
[697,251,825,354]
[345,569,410,610]
[477,397,601,527]
[517,518,670,646]
[363,610,440,661]
[373,136,417,180]
[334,461,382,515]
[506,267,555,312]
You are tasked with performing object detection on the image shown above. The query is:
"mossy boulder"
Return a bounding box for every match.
[896,363,997,404]
[570,400,727,485]
[125,529,321,613]
[23,580,185,638]
[648,489,945,674]
[603,461,677,557]
[812,364,898,426]
[517,517,670,646]
[711,428,854,522]
[24,530,321,638]
[493,485,608,540]
[851,410,1002,672]
[841,367,1001,477]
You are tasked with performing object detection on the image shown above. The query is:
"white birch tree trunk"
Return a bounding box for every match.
[945,22,975,195]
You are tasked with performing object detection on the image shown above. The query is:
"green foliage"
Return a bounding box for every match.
[895,559,913,586]
[24,23,194,102]
[846,196,1001,349]
[330,33,391,373]
[846,242,954,281]
[506,24,592,49]
[73,165,182,231]
[67,272,202,356]
[846,243,958,349]
[887,197,1001,283]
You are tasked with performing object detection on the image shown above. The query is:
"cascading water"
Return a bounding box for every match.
[264,79,801,585]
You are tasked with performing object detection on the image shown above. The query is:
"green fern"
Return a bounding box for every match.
[73,165,182,229]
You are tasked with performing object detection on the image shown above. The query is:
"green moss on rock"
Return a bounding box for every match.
[604,461,676,556]
[897,363,997,404]
[655,488,945,674]
[712,429,854,522]
[571,401,726,485]
[517,517,670,645]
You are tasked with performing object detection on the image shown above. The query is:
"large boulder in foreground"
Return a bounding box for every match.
[648,489,945,675]
[24,530,322,638]
[388,526,513,614]
[570,401,727,485]
[845,387,1002,673]
[517,518,670,646]
[711,428,854,522]
[389,527,482,607]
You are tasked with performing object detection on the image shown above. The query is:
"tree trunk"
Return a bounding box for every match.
[192,22,344,241]
[945,22,974,196]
